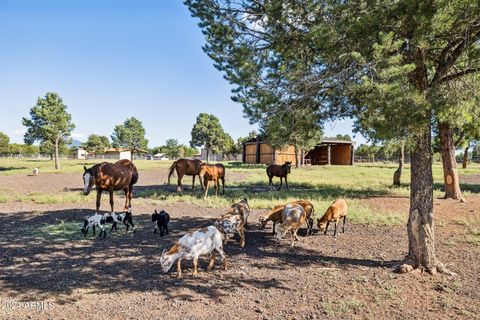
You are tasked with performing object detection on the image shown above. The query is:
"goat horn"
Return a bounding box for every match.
[162,249,166,257]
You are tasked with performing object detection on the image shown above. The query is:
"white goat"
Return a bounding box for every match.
[160,226,226,278]
[32,168,39,176]
[81,213,107,238]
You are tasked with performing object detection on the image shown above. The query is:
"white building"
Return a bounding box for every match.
[70,147,87,160]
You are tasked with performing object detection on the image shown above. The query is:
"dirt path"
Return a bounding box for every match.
[1,195,479,319]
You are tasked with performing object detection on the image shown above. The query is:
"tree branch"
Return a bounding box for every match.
[440,67,480,83]
[454,131,465,148]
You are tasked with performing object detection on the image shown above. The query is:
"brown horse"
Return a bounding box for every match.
[199,163,225,199]
[266,161,292,191]
[83,159,139,213]
[168,159,203,192]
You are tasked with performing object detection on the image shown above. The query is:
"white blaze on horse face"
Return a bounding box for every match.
[83,173,91,194]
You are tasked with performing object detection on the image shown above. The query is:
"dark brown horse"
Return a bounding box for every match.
[83,159,139,213]
[266,161,292,191]
[199,163,225,199]
[167,158,203,192]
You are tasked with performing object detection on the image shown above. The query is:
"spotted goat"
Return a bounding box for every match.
[259,200,315,235]
[160,226,227,278]
[81,213,107,238]
[275,203,307,247]
[215,199,250,247]
[105,209,135,233]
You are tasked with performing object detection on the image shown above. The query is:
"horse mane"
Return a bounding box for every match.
[86,162,107,178]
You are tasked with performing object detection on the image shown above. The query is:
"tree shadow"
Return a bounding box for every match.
[0,208,398,304]
[433,182,480,194]
[131,181,393,202]
[0,166,28,172]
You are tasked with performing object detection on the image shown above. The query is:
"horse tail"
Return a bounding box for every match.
[167,161,177,185]
[131,165,139,186]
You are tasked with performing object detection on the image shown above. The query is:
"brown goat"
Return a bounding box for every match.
[317,199,348,236]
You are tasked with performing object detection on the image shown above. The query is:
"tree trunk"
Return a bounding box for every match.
[54,137,60,170]
[404,128,436,272]
[438,123,464,201]
[462,144,470,169]
[400,124,455,275]
[393,140,405,186]
[300,149,305,166]
[294,145,299,168]
[206,148,210,163]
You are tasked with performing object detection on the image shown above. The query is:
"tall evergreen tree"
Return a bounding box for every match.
[22,92,75,169]
[185,0,480,274]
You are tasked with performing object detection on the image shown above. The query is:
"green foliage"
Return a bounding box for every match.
[82,134,111,154]
[5,143,39,155]
[22,93,75,146]
[163,139,182,159]
[335,134,352,141]
[0,132,10,154]
[111,117,149,154]
[190,113,229,158]
[22,92,75,168]
[182,145,198,157]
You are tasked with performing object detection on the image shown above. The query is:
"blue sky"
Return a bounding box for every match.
[0,0,365,147]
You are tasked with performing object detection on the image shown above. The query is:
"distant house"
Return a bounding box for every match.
[97,148,131,160]
[70,147,87,160]
[196,149,241,162]
[153,153,169,160]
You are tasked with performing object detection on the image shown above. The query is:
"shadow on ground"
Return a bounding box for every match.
[0,208,398,304]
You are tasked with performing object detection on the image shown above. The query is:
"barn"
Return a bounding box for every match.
[305,138,355,165]
[242,137,355,166]
[242,137,298,166]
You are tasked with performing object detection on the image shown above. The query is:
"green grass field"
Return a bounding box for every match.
[1,158,479,227]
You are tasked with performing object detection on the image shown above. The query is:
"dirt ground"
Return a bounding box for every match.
[0,172,479,319]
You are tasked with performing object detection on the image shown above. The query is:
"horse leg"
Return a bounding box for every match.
[204,180,210,199]
[126,185,133,210]
[343,216,347,233]
[109,189,114,213]
[192,175,196,191]
[177,172,184,193]
[96,190,102,213]
[123,188,129,212]
[278,177,283,191]
[214,179,218,197]
[222,177,225,195]
[285,175,289,190]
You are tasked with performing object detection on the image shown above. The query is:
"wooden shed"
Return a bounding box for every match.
[305,139,355,165]
[242,137,298,166]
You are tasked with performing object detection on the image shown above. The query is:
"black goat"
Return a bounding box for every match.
[152,209,170,236]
